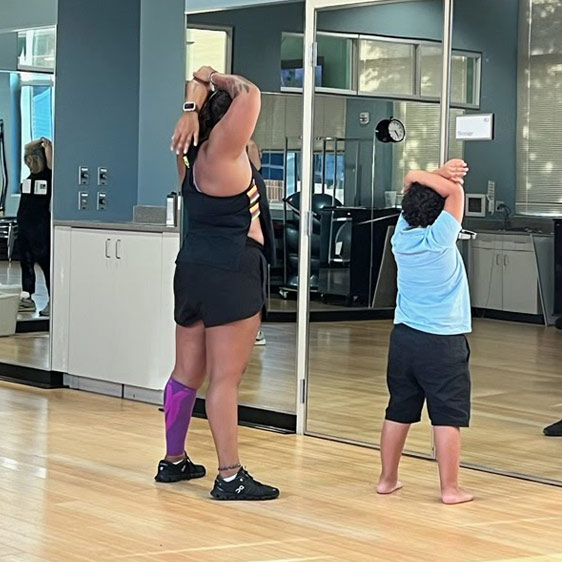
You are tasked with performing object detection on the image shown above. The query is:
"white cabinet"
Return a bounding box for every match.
[54,227,179,390]
[501,250,539,314]
[468,235,503,310]
[468,233,541,315]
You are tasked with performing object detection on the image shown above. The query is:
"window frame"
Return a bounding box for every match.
[280,30,482,109]
[281,30,358,96]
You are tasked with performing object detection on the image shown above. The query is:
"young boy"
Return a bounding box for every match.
[377,159,473,505]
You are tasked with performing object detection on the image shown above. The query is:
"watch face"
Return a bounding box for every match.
[388,119,406,142]
[183,102,197,112]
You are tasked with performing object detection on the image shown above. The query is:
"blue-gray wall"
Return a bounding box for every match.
[54,0,141,221]
[0,72,22,215]
[453,0,518,209]
[344,98,394,207]
[137,0,186,207]
[192,0,519,209]
[0,0,57,32]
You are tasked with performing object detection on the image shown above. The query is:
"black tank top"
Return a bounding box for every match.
[176,161,276,271]
[17,169,52,224]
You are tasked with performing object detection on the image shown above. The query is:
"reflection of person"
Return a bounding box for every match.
[17,138,52,317]
[155,66,279,501]
[247,138,267,346]
[247,138,262,174]
[377,159,474,505]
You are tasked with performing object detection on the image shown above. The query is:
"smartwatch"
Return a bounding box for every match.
[182,102,199,113]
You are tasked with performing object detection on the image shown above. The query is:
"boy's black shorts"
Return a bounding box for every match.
[385,323,471,427]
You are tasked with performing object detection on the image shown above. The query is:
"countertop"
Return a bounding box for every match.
[473,228,553,237]
[53,220,179,233]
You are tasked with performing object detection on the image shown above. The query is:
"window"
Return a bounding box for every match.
[281,32,355,91]
[17,27,56,72]
[281,31,481,107]
[186,26,231,79]
[359,39,415,96]
[516,0,562,215]
[420,46,480,106]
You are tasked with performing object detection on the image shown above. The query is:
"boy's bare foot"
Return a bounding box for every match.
[441,487,474,505]
[376,479,403,495]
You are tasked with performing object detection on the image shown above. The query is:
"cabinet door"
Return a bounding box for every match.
[469,246,503,310]
[502,250,539,314]
[68,230,117,379]
[111,232,163,388]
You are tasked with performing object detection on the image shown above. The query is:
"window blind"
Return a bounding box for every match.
[516,0,562,215]
[391,101,464,190]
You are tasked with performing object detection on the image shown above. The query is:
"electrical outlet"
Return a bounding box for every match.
[495,201,505,212]
[78,191,88,210]
[78,166,89,186]
[97,167,108,186]
[97,191,107,211]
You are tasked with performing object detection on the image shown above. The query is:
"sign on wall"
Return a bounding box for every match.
[456,113,495,141]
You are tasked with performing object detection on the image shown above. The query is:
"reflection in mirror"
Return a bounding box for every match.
[451,0,562,484]
[0,27,55,371]
[185,11,297,416]
[305,0,444,457]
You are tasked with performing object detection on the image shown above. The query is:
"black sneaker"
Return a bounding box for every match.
[154,455,206,483]
[210,468,279,501]
[543,419,562,437]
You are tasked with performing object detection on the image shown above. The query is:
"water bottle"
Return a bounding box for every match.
[166,192,178,227]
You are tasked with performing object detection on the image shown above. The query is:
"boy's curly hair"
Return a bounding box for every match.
[401,182,445,227]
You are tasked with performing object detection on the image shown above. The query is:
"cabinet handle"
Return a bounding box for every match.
[504,254,509,267]
[115,239,122,260]
[105,239,111,259]
[496,254,501,266]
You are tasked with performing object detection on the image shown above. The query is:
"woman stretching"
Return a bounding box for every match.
[155,66,279,501]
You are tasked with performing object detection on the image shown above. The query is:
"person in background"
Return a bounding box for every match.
[376,159,474,505]
[156,66,278,501]
[247,138,267,346]
[17,138,52,317]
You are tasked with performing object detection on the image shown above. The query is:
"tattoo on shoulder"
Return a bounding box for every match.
[227,76,252,97]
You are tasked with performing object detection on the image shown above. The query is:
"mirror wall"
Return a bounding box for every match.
[303,0,562,485]
[304,0,445,454]
[449,0,562,483]
[0,26,56,372]
[186,8,300,415]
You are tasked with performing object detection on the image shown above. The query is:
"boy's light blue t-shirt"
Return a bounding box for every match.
[392,210,472,335]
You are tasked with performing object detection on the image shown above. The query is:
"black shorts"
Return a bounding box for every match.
[174,239,267,328]
[385,323,471,427]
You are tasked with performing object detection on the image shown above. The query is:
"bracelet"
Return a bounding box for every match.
[209,71,219,92]
[192,75,209,87]
[218,462,241,472]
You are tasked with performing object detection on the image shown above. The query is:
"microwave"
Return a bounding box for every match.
[465,194,486,217]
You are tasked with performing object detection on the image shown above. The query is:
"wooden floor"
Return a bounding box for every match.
[0,261,50,370]
[0,332,50,369]
[1,311,561,484]
[1,381,562,562]
[241,318,562,483]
